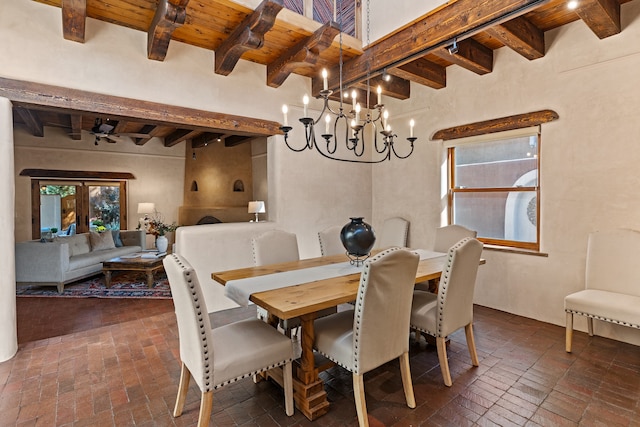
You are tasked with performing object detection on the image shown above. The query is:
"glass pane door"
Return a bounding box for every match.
[39,184,78,237]
[88,184,121,231]
[33,180,126,239]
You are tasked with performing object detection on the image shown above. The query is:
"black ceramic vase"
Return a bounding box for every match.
[340,217,376,257]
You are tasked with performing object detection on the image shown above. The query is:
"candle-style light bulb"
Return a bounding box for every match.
[325,114,331,133]
[303,94,309,117]
[409,119,415,138]
[322,69,328,91]
[382,109,389,127]
[377,85,382,105]
[351,119,356,137]
[351,89,357,110]
[386,124,391,132]
[282,104,288,126]
[355,103,361,121]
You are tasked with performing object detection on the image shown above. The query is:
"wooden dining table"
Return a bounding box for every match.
[212,250,480,420]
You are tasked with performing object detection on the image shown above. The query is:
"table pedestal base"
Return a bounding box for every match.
[293,376,329,420]
[263,363,329,421]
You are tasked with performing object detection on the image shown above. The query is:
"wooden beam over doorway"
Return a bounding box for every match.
[0,77,282,137]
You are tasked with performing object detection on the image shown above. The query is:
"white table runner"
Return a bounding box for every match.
[224,249,444,307]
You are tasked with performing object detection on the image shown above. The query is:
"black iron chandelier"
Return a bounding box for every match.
[279,0,417,164]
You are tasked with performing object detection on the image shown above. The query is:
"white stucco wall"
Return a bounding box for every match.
[375,1,640,345]
[0,97,17,362]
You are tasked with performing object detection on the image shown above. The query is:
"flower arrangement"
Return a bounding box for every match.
[91,218,107,232]
[147,217,178,236]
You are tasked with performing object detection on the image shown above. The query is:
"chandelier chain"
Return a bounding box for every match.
[365,0,370,111]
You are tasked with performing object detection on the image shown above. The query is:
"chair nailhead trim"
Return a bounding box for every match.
[566,309,640,329]
[213,358,293,389]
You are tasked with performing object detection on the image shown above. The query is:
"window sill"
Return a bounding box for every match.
[483,244,548,257]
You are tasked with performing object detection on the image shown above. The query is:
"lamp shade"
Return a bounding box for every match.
[248,201,266,214]
[137,202,156,214]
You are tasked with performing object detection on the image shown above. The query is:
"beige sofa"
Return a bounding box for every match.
[15,230,144,293]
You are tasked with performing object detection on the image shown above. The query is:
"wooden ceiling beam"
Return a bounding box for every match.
[165,129,203,147]
[132,125,160,146]
[0,77,282,136]
[15,106,44,137]
[389,58,446,89]
[315,73,411,104]
[113,120,129,134]
[147,0,190,61]
[61,0,86,43]
[69,114,82,140]
[224,135,252,147]
[214,0,284,76]
[267,21,340,88]
[484,15,545,60]
[320,0,549,93]
[353,75,410,101]
[191,132,222,148]
[432,38,493,75]
[575,0,620,39]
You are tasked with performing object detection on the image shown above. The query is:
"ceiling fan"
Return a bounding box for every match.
[91,118,152,145]
[91,118,123,144]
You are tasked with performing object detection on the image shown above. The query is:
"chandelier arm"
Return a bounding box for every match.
[323,98,345,117]
[304,122,317,147]
[282,128,312,152]
[350,134,366,157]
[312,144,392,164]
[371,106,383,123]
[390,137,416,159]
[372,125,391,155]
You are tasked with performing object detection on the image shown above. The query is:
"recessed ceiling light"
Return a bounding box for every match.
[567,0,578,10]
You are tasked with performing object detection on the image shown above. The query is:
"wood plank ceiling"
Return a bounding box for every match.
[11,0,634,149]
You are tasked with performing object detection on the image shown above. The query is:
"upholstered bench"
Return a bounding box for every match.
[564,228,640,352]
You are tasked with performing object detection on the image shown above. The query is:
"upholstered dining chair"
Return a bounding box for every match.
[252,230,336,335]
[564,228,640,352]
[163,254,294,427]
[313,248,420,427]
[318,225,345,256]
[410,237,483,386]
[433,224,477,252]
[416,224,478,292]
[252,229,299,266]
[376,217,409,249]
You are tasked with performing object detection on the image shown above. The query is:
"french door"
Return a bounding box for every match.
[31,179,128,239]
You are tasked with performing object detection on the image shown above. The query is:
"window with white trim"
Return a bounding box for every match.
[447,127,540,251]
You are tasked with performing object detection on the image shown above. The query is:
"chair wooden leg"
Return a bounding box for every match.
[174,362,191,417]
[283,361,294,416]
[353,373,369,427]
[197,391,213,427]
[464,323,479,367]
[565,312,573,353]
[398,352,416,408]
[436,337,452,387]
[587,317,594,336]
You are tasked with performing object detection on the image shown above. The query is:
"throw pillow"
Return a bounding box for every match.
[90,231,116,251]
[111,230,124,247]
[55,234,91,256]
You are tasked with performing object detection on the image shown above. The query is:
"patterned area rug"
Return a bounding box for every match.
[16,271,172,299]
